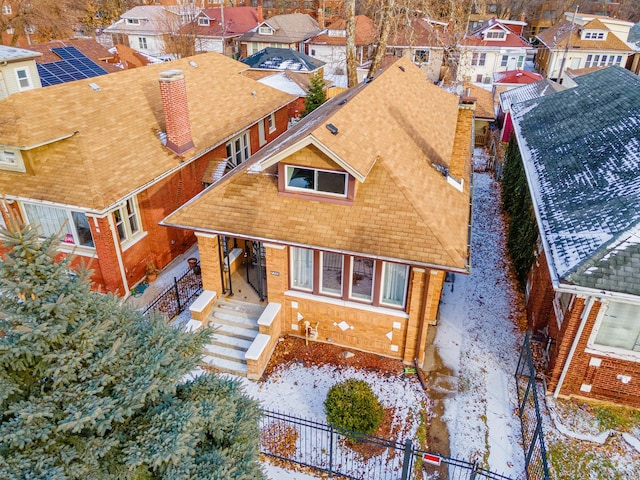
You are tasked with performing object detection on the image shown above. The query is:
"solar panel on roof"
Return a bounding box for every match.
[36,46,108,87]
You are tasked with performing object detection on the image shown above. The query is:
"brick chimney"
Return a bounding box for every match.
[257,5,264,23]
[159,69,194,155]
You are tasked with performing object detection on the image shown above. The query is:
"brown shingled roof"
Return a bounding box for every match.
[163,56,472,271]
[309,15,377,46]
[0,53,294,212]
[537,19,633,51]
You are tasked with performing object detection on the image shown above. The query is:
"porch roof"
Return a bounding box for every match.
[162,56,473,272]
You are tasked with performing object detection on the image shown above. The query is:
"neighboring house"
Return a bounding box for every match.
[510,66,640,408]
[242,47,327,118]
[306,15,377,76]
[535,12,634,83]
[161,56,474,380]
[457,18,530,86]
[181,6,260,56]
[104,5,200,58]
[385,17,451,84]
[0,45,42,99]
[497,77,563,143]
[464,84,495,147]
[237,13,321,58]
[492,69,542,102]
[0,52,294,297]
[626,22,640,75]
[20,38,122,75]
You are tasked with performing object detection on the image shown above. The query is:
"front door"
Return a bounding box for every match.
[245,240,267,301]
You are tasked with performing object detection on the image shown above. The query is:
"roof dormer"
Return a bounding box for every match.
[483,27,507,41]
[257,23,275,35]
[0,148,26,173]
[581,29,607,40]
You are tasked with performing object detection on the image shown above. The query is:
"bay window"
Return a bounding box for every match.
[22,202,94,248]
[290,247,410,309]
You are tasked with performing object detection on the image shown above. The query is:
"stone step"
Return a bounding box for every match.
[204,343,247,362]
[202,355,247,376]
[209,323,259,343]
[214,299,264,320]
[211,310,260,330]
[207,334,254,351]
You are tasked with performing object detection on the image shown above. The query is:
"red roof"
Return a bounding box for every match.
[494,70,542,84]
[181,7,259,37]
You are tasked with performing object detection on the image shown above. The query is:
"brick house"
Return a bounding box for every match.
[510,66,640,408]
[162,56,474,379]
[0,52,294,297]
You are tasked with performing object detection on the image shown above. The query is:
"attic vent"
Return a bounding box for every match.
[326,123,338,135]
[89,82,101,91]
[189,61,198,68]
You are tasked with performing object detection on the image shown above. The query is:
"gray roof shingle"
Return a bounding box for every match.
[511,66,640,297]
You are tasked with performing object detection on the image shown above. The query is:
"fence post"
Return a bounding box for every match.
[470,459,479,480]
[174,278,181,312]
[328,424,333,479]
[400,439,413,480]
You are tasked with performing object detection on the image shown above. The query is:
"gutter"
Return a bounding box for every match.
[414,268,431,391]
[107,212,130,299]
[554,297,595,398]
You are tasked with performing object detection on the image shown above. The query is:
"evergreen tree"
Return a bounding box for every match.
[302,73,327,117]
[0,223,265,480]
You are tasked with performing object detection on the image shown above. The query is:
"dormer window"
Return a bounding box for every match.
[258,26,273,35]
[198,17,210,26]
[285,165,348,197]
[126,18,140,25]
[0,149,26,172]
[484,30,506,40]
[328,29,346,37]
[583,31,605,40]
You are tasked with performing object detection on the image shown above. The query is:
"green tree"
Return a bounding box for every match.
[0,222,264,479]
[302,73,327,117]
[501,137,538,290]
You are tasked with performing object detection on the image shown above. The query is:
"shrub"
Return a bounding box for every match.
[324,379,384,435]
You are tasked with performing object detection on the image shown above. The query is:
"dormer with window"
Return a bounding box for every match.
[581,29,607,41]
[258,25,274,35]
[328,29,346,38]
[483,29,507,41]
[126,18,141,25]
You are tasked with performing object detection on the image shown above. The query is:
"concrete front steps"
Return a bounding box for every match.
[202,297,265,376]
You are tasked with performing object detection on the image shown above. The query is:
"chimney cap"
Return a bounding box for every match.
[159,69,184,81]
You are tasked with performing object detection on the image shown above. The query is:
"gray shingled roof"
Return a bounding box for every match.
[499,79,565,112]
[0,45,41,63]
[242,47,324,71]
[511,66,640,297]
[239,13,321,44]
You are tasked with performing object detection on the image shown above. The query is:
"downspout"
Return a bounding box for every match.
[106,213,130,299]
[414,269,431,390]
[553,297,595,398]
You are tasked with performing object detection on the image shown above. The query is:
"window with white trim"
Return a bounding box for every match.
[471,53,486,66]
[225,132,250,167]
[2,5,11,14]
[484,30,506,40]
[258,26,273,35]
[138,37,148,49]
[583,31,605,40]
[126,18,140,25]
[22,202,95,248]
[289,247,410,309]
[553,292,573,328]
[413,49,429,64]
[285,166,348,197]
[198,17,210,26]
[15,68,32,91]
[590,302,640,355]
[268,112,276,133]
[113,197,141,245]
[0,149,26,172]
[501,55,508,67]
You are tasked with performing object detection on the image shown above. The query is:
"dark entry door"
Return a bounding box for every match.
[245,240,267,301]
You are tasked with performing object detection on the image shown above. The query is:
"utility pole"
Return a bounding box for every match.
[557,6,578,84]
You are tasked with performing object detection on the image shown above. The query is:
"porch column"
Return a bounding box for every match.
[195,232,223,295]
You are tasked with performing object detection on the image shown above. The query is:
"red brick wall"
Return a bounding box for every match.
[248,107,289,154]
[526,250,555,333]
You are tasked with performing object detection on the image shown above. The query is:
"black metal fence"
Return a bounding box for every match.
[142,262,202,320]
[515,333,551,480]
[260,410,515,480]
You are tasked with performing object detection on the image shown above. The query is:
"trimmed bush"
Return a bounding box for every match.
[324,379,385,435]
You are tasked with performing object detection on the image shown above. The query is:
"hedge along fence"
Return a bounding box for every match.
[501,137,539,291]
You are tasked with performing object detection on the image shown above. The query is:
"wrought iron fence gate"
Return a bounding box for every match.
[142,261,202,320]
[260,410,514,480]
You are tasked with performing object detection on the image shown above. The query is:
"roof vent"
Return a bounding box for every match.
[89,82,101,91]
[189,61,198,68]
[326,123,338,135]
